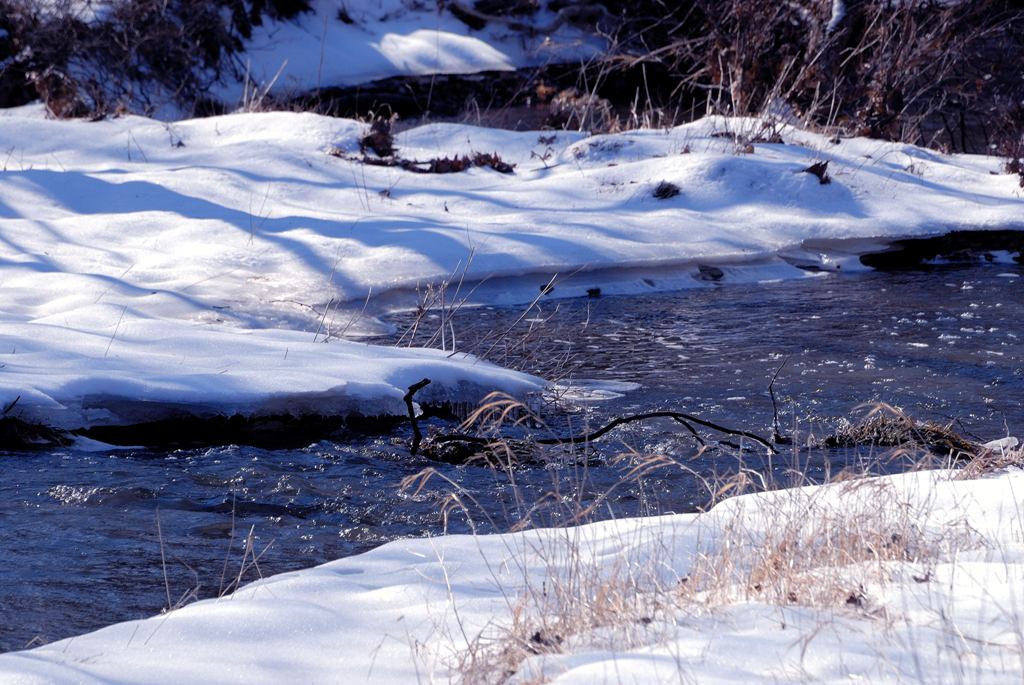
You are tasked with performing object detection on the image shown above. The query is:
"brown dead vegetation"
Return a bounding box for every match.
[334,135,516,175]
[801,160,831,185]
[417,393,1013,684]
[359,114,396,157]
[353,151,515,175]
[0,0,310,116]
[822,410,982,460]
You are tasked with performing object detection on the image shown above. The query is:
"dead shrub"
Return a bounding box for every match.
[593,0,1023,151]
[427,155,471,173]
[0,0,312,116]
[359,113,396,157]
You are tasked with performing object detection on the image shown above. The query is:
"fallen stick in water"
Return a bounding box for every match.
[403,380,776,459]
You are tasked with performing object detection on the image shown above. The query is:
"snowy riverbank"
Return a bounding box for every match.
[1,107,1021,431]
[2,463,1022,684]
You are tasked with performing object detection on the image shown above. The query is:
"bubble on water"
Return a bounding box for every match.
[47,484,102,505]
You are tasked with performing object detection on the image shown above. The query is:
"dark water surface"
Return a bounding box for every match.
[2,265,1022,651]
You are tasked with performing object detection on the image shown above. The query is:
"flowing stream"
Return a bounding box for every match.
[2,264,1022,651]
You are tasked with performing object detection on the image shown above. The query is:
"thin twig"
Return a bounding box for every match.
[104,305,128,358]
[156,508,172,612]
[768,356,791,444]
[218,493,237,597]
[405,378,432,456]
[312,298,334,343]
[2,395,20,416]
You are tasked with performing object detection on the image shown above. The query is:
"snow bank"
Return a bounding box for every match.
[1,108,1021,428]
[0,319,542,429]
[2,467,1020,684]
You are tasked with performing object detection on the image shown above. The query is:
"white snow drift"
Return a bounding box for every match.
[1,107,1021,427]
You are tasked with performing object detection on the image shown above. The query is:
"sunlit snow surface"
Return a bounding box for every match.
[216,0,602,101]
[2,467,1022,684]
[1,107,1021,427]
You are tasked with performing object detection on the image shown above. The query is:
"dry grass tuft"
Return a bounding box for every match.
[955,439,1024,480]
[456,524,682,685]
[417,398,1016,683]
[684,477,979,610]
[447,467,991,683]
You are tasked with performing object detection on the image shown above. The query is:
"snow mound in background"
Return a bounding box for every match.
[1,109,1021,428]
[218,0,602,102]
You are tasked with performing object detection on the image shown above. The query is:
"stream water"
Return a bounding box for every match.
[2,264,1022,652]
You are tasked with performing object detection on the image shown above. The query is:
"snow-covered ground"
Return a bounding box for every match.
[2,463,1021,684]
[3,4,1022,680]
[1,106,1021,429]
